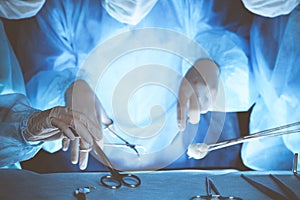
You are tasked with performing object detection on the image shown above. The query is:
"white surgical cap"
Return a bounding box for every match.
[102,0,158,25]
[241,0,299,17]
[0,0,46,19]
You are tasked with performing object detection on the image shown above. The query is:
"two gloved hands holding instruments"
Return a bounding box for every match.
[23,59,219,170]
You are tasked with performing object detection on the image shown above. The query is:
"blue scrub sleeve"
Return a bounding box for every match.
[11,0,81,111]
[0,94,42,167]
[0,20,25,95]
[5,1,88,153]
[242,6,300,170]
[0,20,42,168]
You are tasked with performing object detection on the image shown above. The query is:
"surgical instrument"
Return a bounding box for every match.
[241,174,300,200]
[293,153,299,176]
[103,143,146,153]
[103,120,144,156]
[73,186,96,200]
[92,141,141,189]
[190,177,242,200]
[188,121,300,159]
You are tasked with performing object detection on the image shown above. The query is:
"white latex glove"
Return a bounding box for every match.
[65,80,103,170]
[241,0,299,17]
[177,59,219,131]
[24,106,102,170]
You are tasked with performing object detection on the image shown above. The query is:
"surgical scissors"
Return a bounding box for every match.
[188,121,300,159]
[241,174,300,200]
[190,177,242,200]
[93,141,141,189]
[103,120,145,156]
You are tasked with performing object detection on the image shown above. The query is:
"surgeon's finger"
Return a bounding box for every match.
[79,150,90,170]
[51,117,76,140]
[188,93,201,124]
[52,110,96,142]
[70,118,94,145]
[53,109,89,134]
[85,120,103,141]
[197,84,210,114]
[72,111,103,141]
[177,90,189,132]
[37,131,64,141]
[70,137,80,164]
[79,140,92,170]
[56,106,102,142]
[62,137,70,151]
[199,93,210,114]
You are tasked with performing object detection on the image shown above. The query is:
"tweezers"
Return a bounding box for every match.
[241,174,300,200]
[208,121,300,152]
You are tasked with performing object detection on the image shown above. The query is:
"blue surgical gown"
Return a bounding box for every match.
[7,0,255,171]
[0,19,42,168]
[242,5,300,170]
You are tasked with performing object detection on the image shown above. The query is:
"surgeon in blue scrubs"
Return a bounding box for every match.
[6,0,256,171]
[0,1,104,170]
[241,0,300,170]
[0,0,47,169]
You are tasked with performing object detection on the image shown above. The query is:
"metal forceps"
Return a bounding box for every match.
[190,177,242,200]
[103,120,144,156]
[241,174,300,200]
[93,142,141,189]
[207,121,300,152]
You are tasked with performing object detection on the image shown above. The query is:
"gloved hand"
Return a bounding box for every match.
[64,80,104,170]
[177,59,219,131]
[24,105,103,170]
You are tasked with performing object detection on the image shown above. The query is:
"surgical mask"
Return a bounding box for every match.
[241,0,299,17]
[0,0,46,19]
[102,0,158,25]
